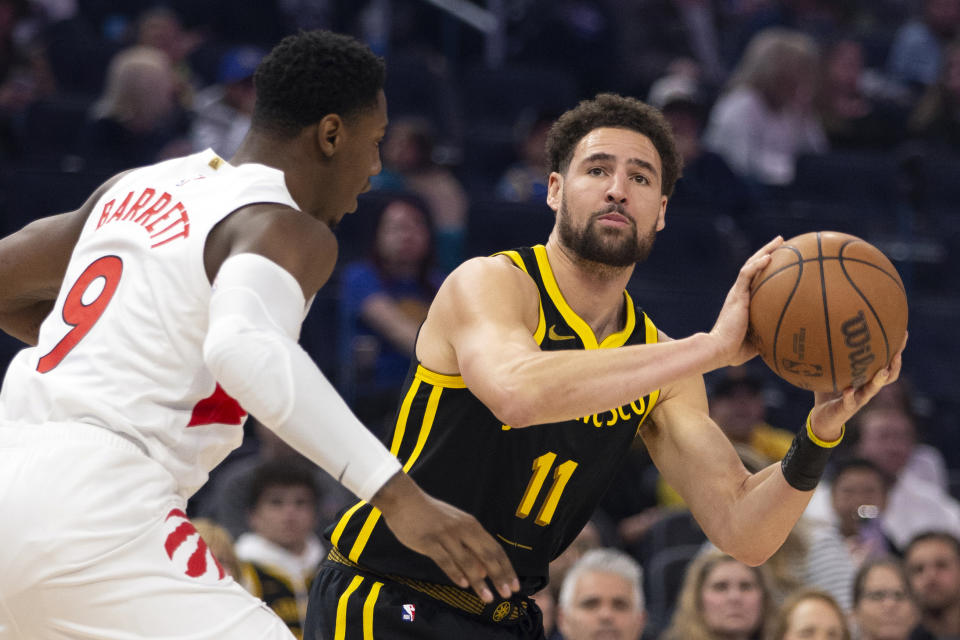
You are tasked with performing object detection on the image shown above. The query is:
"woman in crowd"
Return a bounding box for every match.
[851,557,920,640]
[769,588,850,640]
[338,193,442,436]
[662,550,775,640]
[703,27,826,188]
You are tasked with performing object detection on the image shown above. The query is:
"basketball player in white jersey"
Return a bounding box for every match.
[0,30,518,639]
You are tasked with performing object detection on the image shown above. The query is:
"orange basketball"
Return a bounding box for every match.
[748,231,908,393]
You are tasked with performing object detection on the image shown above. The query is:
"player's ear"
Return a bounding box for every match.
[316,114,344,157]
[546,172,563,213]
[656,195,667,231]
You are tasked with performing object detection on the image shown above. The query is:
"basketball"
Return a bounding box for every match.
[748,231,908,393]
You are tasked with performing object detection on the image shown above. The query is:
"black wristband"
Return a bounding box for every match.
[780,412,844,492]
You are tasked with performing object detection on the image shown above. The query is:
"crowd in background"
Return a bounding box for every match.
[2,1,960,638]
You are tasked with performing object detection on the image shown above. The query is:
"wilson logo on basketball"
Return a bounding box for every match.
[163,509,225,581]
[841,311,875,388]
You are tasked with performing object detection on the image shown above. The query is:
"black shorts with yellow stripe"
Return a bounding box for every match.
[303,553,544,640]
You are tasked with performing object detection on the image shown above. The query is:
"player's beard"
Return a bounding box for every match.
[557,192,657,267]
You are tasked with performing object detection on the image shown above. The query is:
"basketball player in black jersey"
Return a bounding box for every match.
[305,93,905,639]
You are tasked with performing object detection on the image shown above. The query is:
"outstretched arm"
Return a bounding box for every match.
[419,237,782,428]
[641,342,903,566]
[202,207,519,602]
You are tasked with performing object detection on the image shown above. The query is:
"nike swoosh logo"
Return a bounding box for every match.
[548,324,576,341]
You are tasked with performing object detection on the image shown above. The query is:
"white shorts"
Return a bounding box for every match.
[0,422,294,640]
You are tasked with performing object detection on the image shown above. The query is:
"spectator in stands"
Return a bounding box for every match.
[194,419,351,540]
[191,46,264,157]
[556,548,647,640]
[886,0,960,93]
[804,404,960,551]
[867,377,949,492]
[0,0,53,156]
[656,368,792,509]
[855,407,960,549]
[647,70,754,224]
[134,6,199,104]
[804,458,896,611]
[236,459,324,639]
[77,45,190,172]
[704,27,827,187]
[662,550,775,640]
[495,108,554,203]
[904,531,960,639]
[338,194,442,436]
[708,367,793,464]
[769,588,851,640]
[817,36,908,150]
[908,39,960,148]
[373,116,468,272]
[851,556,921,640]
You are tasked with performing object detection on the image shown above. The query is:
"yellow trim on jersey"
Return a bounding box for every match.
[331,501,367,548]
[403,385,442,472]
[335,575,364,640]
[600,292,635,349]
[415,365,467,388]
[334,377,423,554]
[532,245,635,349]
[349,511,383,563]
[348,384,444,562]
[363,582,383,639]
[390,376,423,452]
[643,313,659,345]
[496,249,546,344]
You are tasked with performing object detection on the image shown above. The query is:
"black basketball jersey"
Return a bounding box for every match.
[327,245,661,594]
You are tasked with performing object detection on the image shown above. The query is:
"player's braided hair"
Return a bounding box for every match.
[546,93,683,197]
[252,30,385,138]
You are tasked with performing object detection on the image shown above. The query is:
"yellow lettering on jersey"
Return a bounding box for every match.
[578,396,650,429]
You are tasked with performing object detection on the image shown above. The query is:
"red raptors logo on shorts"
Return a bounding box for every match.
[163,509,225,580]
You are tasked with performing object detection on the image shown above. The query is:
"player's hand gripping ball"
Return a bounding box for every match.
[748,231,908,393]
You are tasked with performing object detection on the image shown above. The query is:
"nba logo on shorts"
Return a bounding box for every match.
[401,604,416,622]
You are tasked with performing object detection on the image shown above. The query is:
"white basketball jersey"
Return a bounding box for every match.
[0,150,302,497]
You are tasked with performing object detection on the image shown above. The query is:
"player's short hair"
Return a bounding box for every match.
[545,93,682,196]
[247,459,319,510]
[252,30,385,138]
[558,548,645,611]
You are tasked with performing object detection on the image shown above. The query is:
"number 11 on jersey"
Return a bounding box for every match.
[516,452,578,526]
